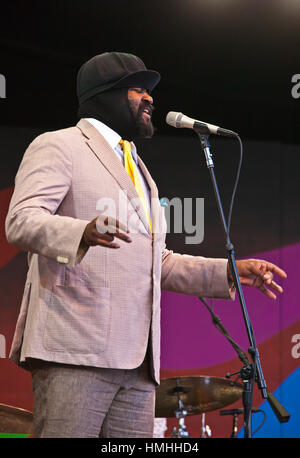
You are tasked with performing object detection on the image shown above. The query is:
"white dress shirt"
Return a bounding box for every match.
[84,118,152,221]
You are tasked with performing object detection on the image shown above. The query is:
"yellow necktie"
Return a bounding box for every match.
[119,139,152,231]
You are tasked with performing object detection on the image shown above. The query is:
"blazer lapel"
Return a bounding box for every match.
[137,156,160,237]
[76,119,152,236]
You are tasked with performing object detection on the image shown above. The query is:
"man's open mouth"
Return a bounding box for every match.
[142,107,151,120]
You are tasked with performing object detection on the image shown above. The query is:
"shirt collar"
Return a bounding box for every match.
[84,118,138,163]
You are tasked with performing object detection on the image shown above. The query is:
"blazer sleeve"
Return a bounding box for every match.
[161,247,235,300]
[5,131,89,267]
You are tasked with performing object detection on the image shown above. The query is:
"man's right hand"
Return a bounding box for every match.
[80,216,132,249]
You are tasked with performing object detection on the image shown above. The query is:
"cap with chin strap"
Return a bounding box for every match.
[77,52,161,104]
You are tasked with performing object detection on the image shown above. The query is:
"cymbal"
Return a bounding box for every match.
[155,376,243,418]
[0,403,33,434]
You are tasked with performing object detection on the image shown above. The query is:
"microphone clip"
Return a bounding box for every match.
[197,133,214,168]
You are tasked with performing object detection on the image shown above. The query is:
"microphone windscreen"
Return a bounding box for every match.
[166,111,182,128]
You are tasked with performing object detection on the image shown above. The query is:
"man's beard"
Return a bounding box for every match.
[128,99,155,139]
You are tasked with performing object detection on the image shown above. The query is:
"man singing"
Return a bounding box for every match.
[5,52,287,438]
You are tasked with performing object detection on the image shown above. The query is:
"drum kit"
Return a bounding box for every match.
[0,403,33,437]
[155,375,244,438]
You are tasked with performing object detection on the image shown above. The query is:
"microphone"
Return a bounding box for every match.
[166,111,238,138]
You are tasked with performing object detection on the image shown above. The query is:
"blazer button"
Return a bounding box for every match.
[57,256,69,264]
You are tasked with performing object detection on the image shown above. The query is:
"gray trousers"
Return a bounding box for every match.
[29,356,156,438]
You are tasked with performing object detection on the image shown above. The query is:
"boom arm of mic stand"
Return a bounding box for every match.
[197,133,268,438]
[267,391,290,423]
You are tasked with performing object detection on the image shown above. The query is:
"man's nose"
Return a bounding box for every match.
[143,91,153,105]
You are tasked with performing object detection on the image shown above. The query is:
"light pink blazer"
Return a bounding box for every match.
[5,119,233,384]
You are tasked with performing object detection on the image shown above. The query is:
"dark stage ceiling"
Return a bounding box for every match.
[0,0,300,143]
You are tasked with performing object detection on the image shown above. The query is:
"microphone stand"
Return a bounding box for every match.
[196,133,268,438]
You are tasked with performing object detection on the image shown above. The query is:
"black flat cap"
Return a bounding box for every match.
[77,52,161,104]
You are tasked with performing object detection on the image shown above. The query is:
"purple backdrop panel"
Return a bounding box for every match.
[160,243,298,370]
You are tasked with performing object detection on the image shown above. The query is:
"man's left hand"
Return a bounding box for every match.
[227,259,287,300]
